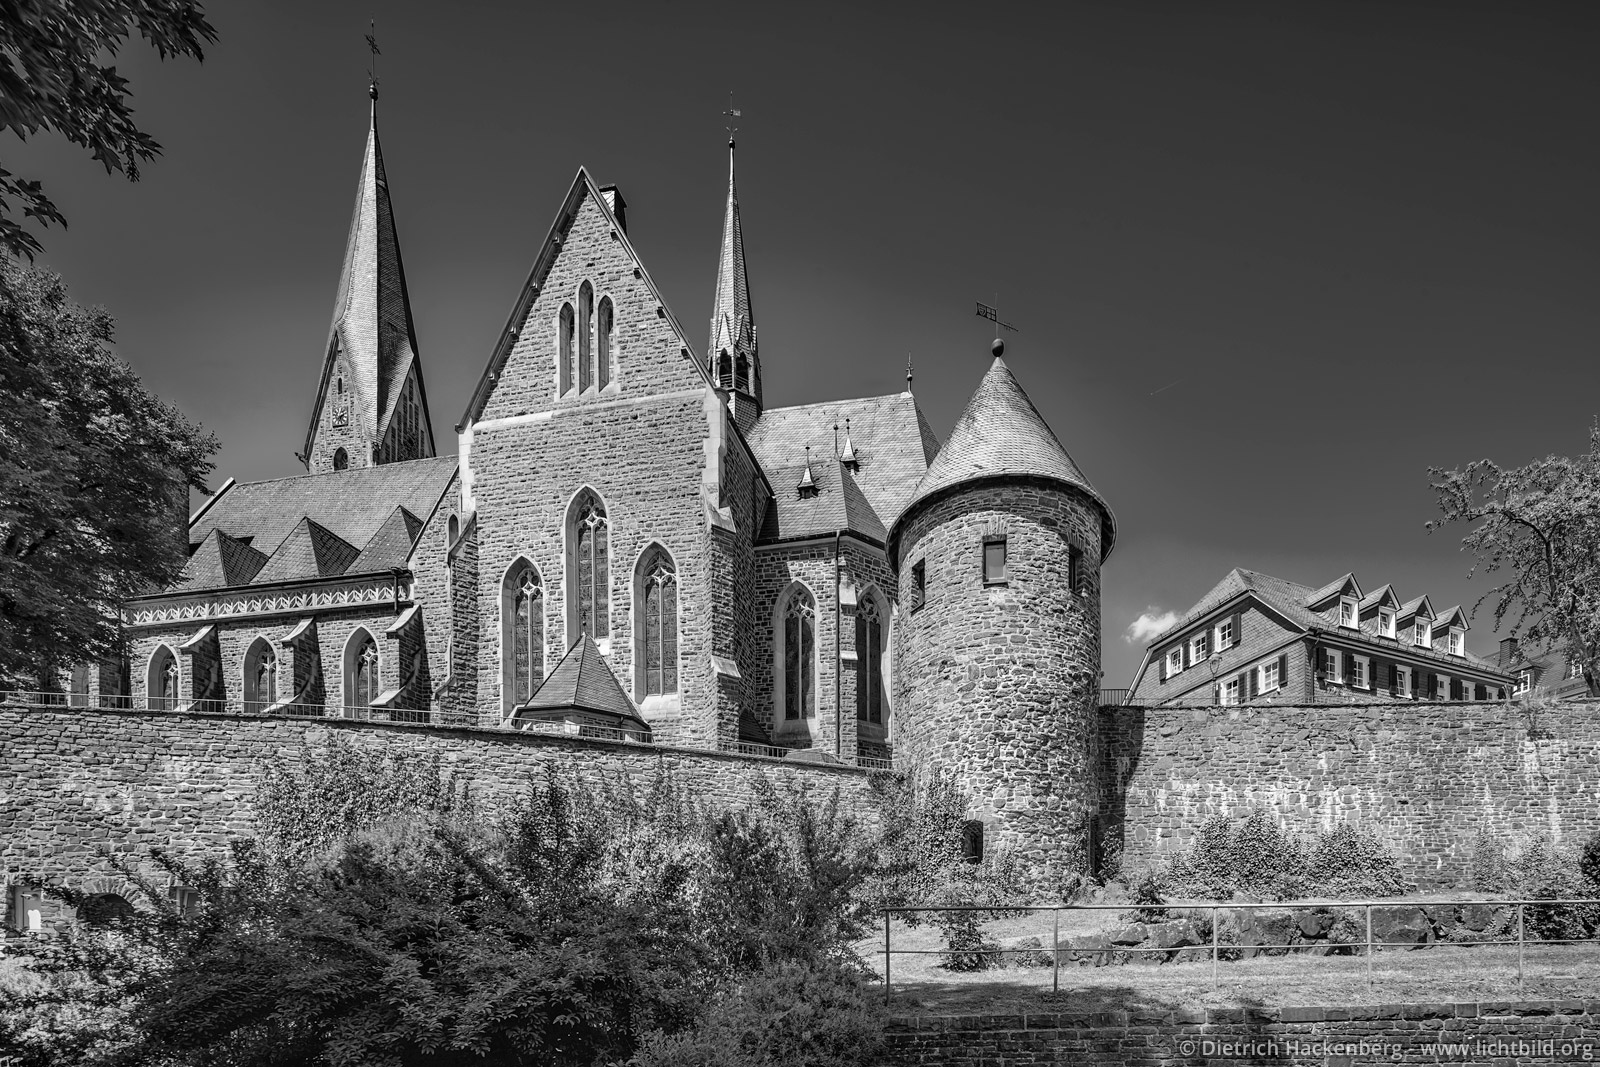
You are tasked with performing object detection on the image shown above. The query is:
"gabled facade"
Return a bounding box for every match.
[1490,637,1595,702]
[1126,568,1515,706]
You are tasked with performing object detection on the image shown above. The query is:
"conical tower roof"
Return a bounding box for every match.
[302,86,435,469]
[888,351,1115,562]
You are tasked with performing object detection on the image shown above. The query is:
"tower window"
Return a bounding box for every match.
[855,593,885,725]
[982,537,1007,586]
[577,282,594,392]
[558,303,575,394]
[782,587,818,720]
[910,559,926,612]
[735,351,750,392]
[597,296,614,389]
[332,447,348,471]
[1069,545,1085,595]
[716,349,732,389]
[961,821,984,864]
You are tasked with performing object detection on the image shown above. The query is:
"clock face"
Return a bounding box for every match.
[332,397,350,428]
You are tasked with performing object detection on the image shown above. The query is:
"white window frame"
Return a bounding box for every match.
[1395,665,1410,697]
[1191,633,1208,664]
[1167,648,1183,677]
[1414,620,1429,647]
[1570,661,1583,680]
[1216,619,1234,651]
[1379,609,1395,638]
[1339,598,1358,629]
[10,886,42,933]
[1326,648,1342,684]
[1221,677,1240,706]
[1437,673,1451,700]
[1260,660,1281,692]
[1515,669,1531,695]
[1350,654,1369,689]
[1448,628,1464,657]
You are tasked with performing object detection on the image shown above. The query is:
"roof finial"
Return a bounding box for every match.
[723,92,741,149]
[365,20,380,99]
[906,356,914,392]
[841,417,858,468]
[798,445,816,493]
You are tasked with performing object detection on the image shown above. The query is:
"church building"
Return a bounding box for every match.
[108,80,1116,864]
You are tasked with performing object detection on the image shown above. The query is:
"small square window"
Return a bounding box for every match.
[982,538,1007,585]
[167,886,200,915]
[10,886,42,933]
[1221,678,1240,706]
[910,560,926,611]
[1261,660,1281,691]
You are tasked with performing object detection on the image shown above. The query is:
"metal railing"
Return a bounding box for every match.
[1098,689,1140,707]
[879,898,1600,1002]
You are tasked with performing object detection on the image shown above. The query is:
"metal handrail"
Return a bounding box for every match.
[878,898,1600,1003]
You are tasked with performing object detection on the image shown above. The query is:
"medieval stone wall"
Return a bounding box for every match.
[0,704,876,899]
[1099,699,1600,887]
[893,480,1105,881]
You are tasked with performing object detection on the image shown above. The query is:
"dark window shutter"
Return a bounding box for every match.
[1159,655,1168,683]
[1248,668,1259,699]
[1278,654,1288,691]
[1231,611,1242,648]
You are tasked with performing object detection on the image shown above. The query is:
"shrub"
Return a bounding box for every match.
[1580,829,1600,889]
[1160,811,1408,901]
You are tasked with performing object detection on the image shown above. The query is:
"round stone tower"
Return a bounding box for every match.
[886,340,1116,886]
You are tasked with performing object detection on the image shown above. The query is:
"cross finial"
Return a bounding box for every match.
[365,20,381,98]
[906,356,914,391]
[723,91,741,146]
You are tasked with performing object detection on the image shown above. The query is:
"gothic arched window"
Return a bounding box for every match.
[635,546,678,698]
[577,282,594,393]
[597,296,614,390]
[568,491,610,640]
[558,303,575,394]
[346,630,380,712]
[503,561,544,711]
[782,587,817,721]
[855,593,885,725]
[735,351,750,393]
[147,645,178,711]
[244,638,277,712]
[716,350,732,389]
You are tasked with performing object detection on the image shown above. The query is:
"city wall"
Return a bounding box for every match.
[1099,700,1600,886]
[0,704,876,893]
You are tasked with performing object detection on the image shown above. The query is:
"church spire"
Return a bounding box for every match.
[301,84,435,473]
[709,135,761,428]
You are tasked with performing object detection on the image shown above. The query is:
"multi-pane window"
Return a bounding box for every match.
[1351,656,1368,689]
[638,547,678,697]
[1261,659,1281,691]
[855,596,885,725]
[1339,599,1357,628]
[1325,649,1342,684]
[510,567,543,706]
[1415,620,1429,646]
[1221,678,1240,705]
[783,589,817,720]
[351,635,379,710]
[1216,619,1234,650]
[982,537,1007,585]
[1396,665,1410,697]
[1191,633,1208,663]
[1166,648,1183,676]
[1448,629,1464,656]
[1379,609,1395,637]
[573,495,610,639]
[1516,669,1532,695]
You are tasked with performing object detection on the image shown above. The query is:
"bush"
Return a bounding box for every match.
[1160,811,1408,901]
[632,958,886,1067]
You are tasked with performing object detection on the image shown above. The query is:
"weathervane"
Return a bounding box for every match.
[724,92,741,142]
[975,299,1018,334]
[365,20,380,95]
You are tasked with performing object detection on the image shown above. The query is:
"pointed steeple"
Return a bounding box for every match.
[302,83,435,473]
[709,136,761,427]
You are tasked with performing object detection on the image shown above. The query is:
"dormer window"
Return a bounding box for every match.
[1166,647,1183,677]
[1339,598,1357,629]
[1515,669,1532,695]
[1414,620,1429,647]
[1448,628,1464,656]
[1379,609,1395,638]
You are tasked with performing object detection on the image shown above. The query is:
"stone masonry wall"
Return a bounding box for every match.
[1099,699,1600,887]
[886,1003,1600,1066]
[0,704,876,898]
[894,480,1105,883]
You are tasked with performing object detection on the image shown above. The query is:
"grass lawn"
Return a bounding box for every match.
[856,914,1600,1016]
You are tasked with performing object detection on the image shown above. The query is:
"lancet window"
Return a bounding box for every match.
[636,546,678,698]
[782,587,818,721]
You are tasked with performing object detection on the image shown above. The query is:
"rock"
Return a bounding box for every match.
[1371,907,1433,949]
[998,934,1053,968]
[1297,910,1335,939]
[1460,903,1498,932]
[1110,922,1151,946]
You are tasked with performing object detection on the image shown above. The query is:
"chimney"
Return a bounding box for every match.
[1499,636,1519,662]
[599,184,627,235]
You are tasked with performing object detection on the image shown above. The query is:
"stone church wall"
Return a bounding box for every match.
[0,704,877,898]
[1099,699,1600,887]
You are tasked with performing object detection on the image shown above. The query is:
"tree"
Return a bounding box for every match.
[1428,426,1600,698]
[0,259,216,689]
[1,0,216,259]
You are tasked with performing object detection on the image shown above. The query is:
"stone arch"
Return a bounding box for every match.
[500,556,546,715]
[716,349,732,388]
[342,626,381,713]
[78,892,136,926]
[146,643,179,711]
[596,294,614,390]
[241,635,278,712]
[558,302,575,395]
[564,487,611,646]
[332,447,348,471]
[772,581,819,730]
[854,584,890,729]
[631,542,679,702]
[577,281,594,392]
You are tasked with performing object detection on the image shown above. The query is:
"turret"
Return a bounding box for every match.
[708,137,761,432]
[886,339,1116,888]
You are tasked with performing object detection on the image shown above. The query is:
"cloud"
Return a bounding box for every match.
[1124,607,1180,645]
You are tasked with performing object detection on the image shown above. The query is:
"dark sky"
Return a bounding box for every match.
[12,1,1598,687]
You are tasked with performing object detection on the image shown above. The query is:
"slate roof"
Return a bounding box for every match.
[759,459,887,544]
[890,355,1115,561]
[1152,567,1507,675]
[748,391,939,531]
[169,457,454,592]
[303,93,434,464]
[514,636,648,728]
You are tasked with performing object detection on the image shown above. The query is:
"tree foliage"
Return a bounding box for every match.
[1428,427,1600,697]
[0,0,216,259]
[0,260,216,688]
